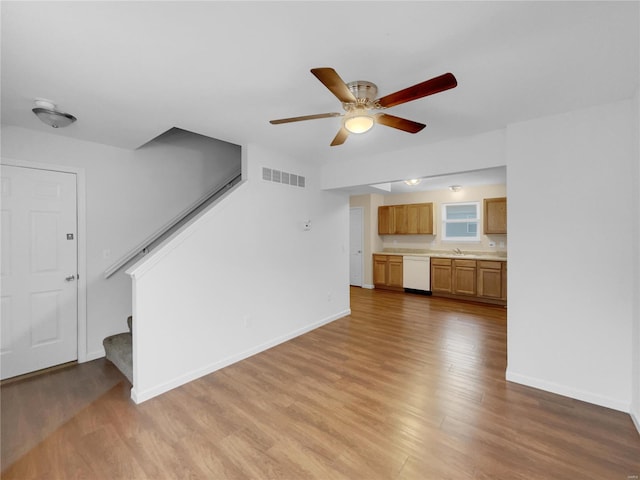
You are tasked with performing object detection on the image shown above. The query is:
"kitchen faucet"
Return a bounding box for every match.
[453,247,463,255]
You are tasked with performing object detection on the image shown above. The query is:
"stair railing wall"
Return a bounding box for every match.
[104,170,242,279]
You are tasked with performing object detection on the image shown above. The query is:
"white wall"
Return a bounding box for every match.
[127,144,350,403]
[632,87,640,429]
[322,129,506,190]
[506,99,636,412]
[1,125,240,359]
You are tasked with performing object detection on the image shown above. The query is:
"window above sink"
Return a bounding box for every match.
[442,202,480,242]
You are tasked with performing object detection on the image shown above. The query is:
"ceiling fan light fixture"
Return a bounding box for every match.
[344,114,374,134]
[449,185,462,192]
[404,179,422,186]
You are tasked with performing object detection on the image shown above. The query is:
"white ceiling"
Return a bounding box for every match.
[1,2,638,172]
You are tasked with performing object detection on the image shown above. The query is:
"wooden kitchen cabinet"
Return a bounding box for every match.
[373,254,403,291]
[477,260,503,299]
[392,205,408,234]
[387,256,404,288]
[432,257,507,305]
[378,207,394,235]
[430,258,452,293]
[501,261,507,301]
[378,203,433,235]
[407,203,433,234]
[453,259,477,296]
[484,197,507,234]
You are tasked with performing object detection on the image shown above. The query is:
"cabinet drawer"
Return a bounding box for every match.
[453,259,477,268]
[388,255,403,264]
[431,258,451,266]
[478,261,502,270]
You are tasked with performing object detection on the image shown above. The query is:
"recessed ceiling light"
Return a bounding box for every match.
[404,179,422,186]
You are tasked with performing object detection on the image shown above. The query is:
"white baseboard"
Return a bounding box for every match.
[632,411,640,436]
[362,284,375,289]
[131,309,351,404]
[82,348,106,363]
[506,369,630,413]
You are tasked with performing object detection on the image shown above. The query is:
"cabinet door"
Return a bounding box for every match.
[378,207,393,235]
[392,205,408,234]
[407,203,433,234]
[431,258,452,293]
[501,262,507,300]
[453,259,477,296]
[388,256,403,287]
[373,255,388,285]
[484,197,507,234]
[477,261,503,298]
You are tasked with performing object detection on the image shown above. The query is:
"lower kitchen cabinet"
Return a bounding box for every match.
[432,257,507,305]
[477,261,503,299]
[452,259,477,296]
[373,254,404,291]
[430,258,452,293]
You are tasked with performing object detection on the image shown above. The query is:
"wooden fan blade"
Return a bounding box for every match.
[330,127,349,146]
[375,113,426,133]
[376,73,457,109]
[311,68,357,104]
[270,112,341,124]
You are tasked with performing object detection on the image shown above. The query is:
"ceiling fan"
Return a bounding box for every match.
[269,67,457,146]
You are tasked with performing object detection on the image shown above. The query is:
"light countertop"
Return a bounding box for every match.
[375,250,507,261]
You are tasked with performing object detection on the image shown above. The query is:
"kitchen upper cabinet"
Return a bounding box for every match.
[453,259,477,296]
[407,203,433,234]
[378,207,394,235]
[430,258,452,293]
[373,254,404,291]
[477,260,503,299]
[484,197,507,234]
[392,205,408,234]
[378,203,433,235]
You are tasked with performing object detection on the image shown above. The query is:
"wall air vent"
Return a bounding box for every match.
[262,167,305,188]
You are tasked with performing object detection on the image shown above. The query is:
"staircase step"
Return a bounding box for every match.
[103,319,133,383]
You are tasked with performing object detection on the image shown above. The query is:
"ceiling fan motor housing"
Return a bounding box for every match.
[344,81,378,110]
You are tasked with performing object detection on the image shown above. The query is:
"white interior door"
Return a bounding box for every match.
[1,165,78,379]
[349,207,363,287]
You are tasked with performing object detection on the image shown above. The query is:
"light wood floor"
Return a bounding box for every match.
[2,287,639,479]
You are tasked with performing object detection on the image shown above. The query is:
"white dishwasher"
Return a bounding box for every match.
[402,256,431,292]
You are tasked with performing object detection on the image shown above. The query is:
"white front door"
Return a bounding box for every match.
[1,165,78,379]
[349,207,363,287]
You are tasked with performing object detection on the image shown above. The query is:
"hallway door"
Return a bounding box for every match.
[349,207,363,287]
[1,165,78,379]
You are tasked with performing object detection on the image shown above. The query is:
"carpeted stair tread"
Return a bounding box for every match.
[103,316,133,383]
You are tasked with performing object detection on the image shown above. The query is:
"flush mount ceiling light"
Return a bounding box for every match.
[32,99,77,128]
[449,185,462,192]
[404,179,422,186]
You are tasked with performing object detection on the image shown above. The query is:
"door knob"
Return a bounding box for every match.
[65,275,76,282]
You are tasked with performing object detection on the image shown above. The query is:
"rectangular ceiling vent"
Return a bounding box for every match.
[262,167,305,188]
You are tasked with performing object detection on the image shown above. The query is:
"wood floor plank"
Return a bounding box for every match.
[2,287,639,479]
